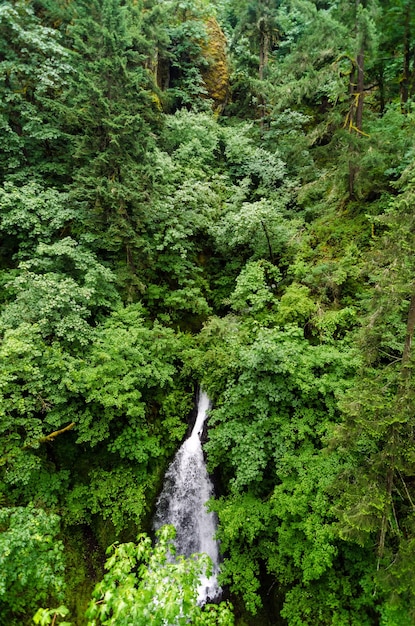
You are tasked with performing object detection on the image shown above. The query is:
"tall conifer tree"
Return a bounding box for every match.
[66,0,161,278]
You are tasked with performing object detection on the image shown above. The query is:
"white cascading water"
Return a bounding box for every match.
[154,391,221,604]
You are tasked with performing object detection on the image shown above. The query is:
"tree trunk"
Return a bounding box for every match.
[258,15,270,130]
[258,19,269,81]
[348,46,364,199]
[378,465,394,561]
[401,289,415,377]
[377,65,386,116]
[401,4,411,111]
[378,287,415,561]
[356,47,365,132]
[410,43,415,98]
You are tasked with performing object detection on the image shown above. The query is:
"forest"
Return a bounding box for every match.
[1,0,415,624]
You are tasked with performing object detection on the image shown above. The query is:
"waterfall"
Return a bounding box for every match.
[154,391,221,604]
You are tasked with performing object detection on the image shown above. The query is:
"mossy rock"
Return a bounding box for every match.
[200,17,230,112]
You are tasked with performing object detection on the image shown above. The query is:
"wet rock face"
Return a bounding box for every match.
[201,17,230,113]
[150,13,229,113]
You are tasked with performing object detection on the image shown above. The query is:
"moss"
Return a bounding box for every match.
[63,527,104,626]
[200,17,230,112]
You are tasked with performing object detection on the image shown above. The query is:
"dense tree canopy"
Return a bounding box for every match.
[1,0,415,624]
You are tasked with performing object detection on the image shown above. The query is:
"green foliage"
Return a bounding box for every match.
[48,304,193,530]
[211,196,298,263]
[189,312,362,620]
[60,0,162,292]
[323,163,415,623]
[0,505,65,624]
[229,260,280,314]
[0,182,77,259]
[0,238,119,349]
[86,525,234,625]
[0,300,193,530]
[1,0,415,623]
[161,0,212,110]
[0,322,76,470]
[204,324,358,490]
[275,282,316,325]
[72,304,184,445]
[140,109,299,320]
[65,468,150,531]
[33,606,71,626]
[0,1,73,183]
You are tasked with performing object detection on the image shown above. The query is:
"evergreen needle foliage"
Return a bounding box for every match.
[1,0,415,624]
